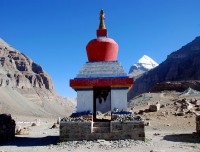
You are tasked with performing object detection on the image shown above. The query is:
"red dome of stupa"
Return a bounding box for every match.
[86,10,118,62]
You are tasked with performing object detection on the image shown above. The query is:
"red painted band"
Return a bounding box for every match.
[70,78,134,89]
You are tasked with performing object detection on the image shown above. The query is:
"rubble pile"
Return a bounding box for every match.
[0,114,15,142]
[60,117,89,122]
[112,114,143,122]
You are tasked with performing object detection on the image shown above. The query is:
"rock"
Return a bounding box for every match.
[195,100,200,106]
[104,111,111,116]
[31,122,37,126]
[181,101,193,110]
[57,117,61,124]
[145,121,150,126]
[50,123,59,129]
[196,106,200,111]
[149,103,160,112]
[176,112,185,116]
[190,98,197,104]
[153,133,160,136]
[15,127,29,135]
[138,110,144,115]
[160,104,165,108]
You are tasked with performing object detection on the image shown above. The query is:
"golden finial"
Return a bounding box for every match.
[99,9,106,29]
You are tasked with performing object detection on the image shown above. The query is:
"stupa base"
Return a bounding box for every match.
[60,119,145,141]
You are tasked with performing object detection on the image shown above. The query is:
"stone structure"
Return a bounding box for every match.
[0,114,15,143]
[196,115,200,136]
[70,9,133,116]
[60,120,145,141]
[60,10,145,141]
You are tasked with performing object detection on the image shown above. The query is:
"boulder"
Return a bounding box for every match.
[149,103,160,112]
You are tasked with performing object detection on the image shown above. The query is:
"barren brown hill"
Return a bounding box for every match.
[0,38,75,117]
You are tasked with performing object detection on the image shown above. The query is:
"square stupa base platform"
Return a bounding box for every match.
[60,120,145,141]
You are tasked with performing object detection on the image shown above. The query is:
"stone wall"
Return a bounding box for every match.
[60,120,145,141]
[60,121,92,141]
[196,115,200,136]
[0,114,15,143]
[111,121,145,140]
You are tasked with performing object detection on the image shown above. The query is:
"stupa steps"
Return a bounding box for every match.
[92,122,110,133]
[93,122,110,127]
[92,127,110,133]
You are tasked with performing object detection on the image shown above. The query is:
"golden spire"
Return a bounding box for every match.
[99,9,106,29]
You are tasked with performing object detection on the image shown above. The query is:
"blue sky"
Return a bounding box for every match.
[1,0,200,98]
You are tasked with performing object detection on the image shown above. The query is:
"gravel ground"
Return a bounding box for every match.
[0,116,200,152]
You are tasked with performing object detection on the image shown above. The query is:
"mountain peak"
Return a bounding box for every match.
[137,55,158,69]
[129,55,158,78]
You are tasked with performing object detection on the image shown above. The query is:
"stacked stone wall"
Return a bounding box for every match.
[111,121,145,140]
[60,120,145,141]
[60,122,92,141]
[0,114,16,143]
[196,115,200,136]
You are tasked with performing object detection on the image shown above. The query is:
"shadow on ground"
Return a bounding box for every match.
[164,133,200,143]
[0,136,59,147]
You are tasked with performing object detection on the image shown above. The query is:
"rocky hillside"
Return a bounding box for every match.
[151,80,200,92]
[128,36,200,99]
[128,55,158,79]
[0,38,54,91]
[0,38,75,117]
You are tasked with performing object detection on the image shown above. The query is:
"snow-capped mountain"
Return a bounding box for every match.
[128,55,158,79]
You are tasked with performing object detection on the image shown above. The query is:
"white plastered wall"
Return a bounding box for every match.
[76,90,93,112]
[111,89,128,111]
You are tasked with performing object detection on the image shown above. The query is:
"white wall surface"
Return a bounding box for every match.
[76,90,93,112]
[111,89,128,111]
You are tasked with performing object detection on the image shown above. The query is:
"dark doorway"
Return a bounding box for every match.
[93,88,111,122]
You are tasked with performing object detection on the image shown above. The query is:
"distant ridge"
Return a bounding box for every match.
[128,36,200,99]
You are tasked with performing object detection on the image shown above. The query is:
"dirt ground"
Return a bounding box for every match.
[0,110,200,152]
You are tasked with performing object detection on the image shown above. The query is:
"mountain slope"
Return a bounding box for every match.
[0,38,75,117]
[128,55,158,79]
[128,36,200,99]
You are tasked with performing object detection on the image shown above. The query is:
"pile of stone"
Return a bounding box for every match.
[177,98,193,110]
[112,114,142,122]
[173,98,200,115]
[61,117,89,122]
[0,114,15,142]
